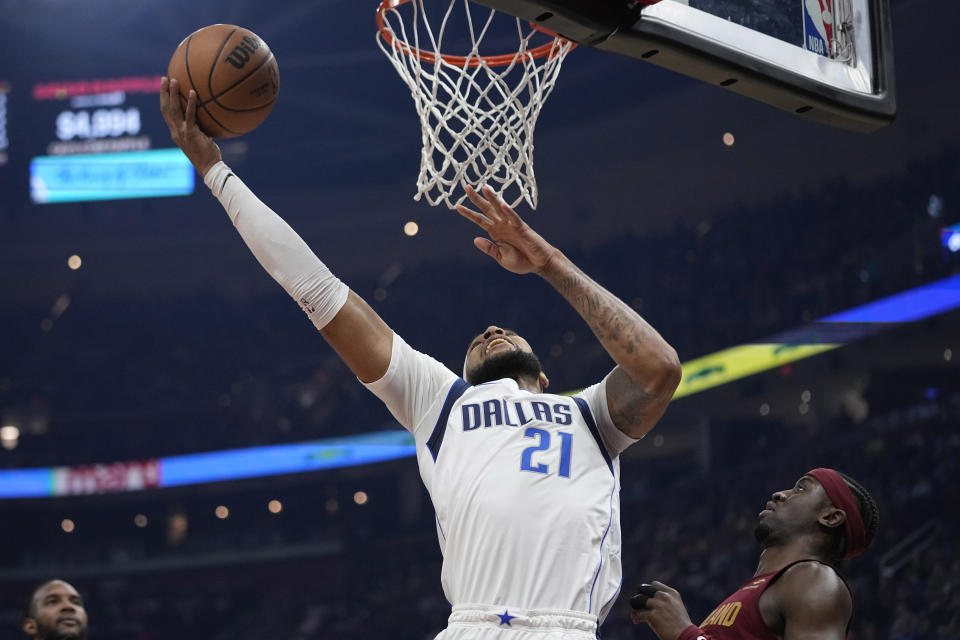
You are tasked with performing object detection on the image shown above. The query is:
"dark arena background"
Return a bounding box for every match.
[1,0,958,638]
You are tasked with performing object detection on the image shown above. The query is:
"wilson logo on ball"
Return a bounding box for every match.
[223,36,263,69]
[168,24,279,137]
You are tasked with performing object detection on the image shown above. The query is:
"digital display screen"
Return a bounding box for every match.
[32,77,158,155]
[0,82,9,167]
[942,224,960,254]
[30,149,194,203]
[2,75,194,205]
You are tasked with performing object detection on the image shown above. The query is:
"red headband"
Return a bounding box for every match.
[807,468,866,559]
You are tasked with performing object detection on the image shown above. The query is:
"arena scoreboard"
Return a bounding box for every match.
[2,75,194,205]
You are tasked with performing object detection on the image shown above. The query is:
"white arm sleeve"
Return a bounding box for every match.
[362,333,459,437]
[204,161,348,330]
[575,372,639,457]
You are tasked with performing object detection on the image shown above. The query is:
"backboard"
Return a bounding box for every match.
[472,0,896,132]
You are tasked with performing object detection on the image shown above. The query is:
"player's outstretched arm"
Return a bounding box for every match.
[455,186,681,439]
[159,77,393,383]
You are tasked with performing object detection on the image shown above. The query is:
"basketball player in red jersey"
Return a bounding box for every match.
[629,468,879,640]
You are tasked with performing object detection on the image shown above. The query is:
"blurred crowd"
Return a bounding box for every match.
[1,148,957,468]
[0,146,957,640]
[1,1,956,638]
[1,378,956,639]
[608,388,960,640]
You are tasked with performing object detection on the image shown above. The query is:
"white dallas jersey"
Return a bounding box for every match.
[364,334,638,625]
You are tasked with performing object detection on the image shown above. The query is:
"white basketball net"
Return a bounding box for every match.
[377,0,574,209]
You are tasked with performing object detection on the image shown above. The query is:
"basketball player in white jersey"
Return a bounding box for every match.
[161,77,682,639]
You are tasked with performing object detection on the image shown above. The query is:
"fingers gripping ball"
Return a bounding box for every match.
[167,24,279,138]
[630,583,661,610]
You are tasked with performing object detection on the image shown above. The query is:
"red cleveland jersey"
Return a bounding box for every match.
[698,560,851,640]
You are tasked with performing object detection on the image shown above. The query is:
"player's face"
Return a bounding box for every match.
[23,581,88,640]
[466,326,531,363]
[464,325,543,385]
[754,475,832,545]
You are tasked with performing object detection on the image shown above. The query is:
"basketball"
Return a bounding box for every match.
[166,24,279,138]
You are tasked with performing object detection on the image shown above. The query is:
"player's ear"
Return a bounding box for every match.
[538,371,549,391]
[818,506,846,530]
[23,618,37,637]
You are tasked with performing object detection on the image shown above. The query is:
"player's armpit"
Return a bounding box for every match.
[776,562,852,640]
[320,291,394,383]
[605,363,680,440]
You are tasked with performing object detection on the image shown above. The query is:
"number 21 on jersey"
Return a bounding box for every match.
[520,427,572,478]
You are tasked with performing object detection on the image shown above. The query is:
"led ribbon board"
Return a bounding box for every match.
[30,149,194,203]
[2,274,958,499]
[0,431,415,499]
[675,342,841,400]
[677,273,960,397]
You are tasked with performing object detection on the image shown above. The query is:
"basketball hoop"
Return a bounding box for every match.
[376,0,575,209]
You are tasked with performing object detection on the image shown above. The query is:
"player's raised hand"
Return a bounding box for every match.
[159,76,221,177]
[455,185,559,276]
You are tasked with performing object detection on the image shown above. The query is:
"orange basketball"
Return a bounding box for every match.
[167,24,279,138]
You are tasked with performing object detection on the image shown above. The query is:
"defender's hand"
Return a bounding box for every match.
[159,76,222,177]
[455,185,558,276]
[630,581,695,640]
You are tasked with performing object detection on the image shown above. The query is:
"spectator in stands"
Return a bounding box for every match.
[22,580,87,640]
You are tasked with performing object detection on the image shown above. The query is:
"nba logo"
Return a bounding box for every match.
[803,0,834,58]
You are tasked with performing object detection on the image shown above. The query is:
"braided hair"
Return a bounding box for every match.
[824,472,880,563]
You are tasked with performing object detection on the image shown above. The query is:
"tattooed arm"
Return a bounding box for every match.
[456,186,682,439]
[540,251,681,438]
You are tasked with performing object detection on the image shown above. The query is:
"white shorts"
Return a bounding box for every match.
[436,605,598,640]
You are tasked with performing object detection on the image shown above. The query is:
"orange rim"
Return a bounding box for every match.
[376,0,575,68]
